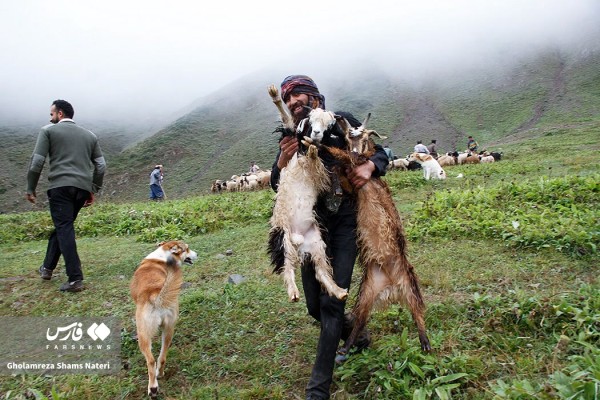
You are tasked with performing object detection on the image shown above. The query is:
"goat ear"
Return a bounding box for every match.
[297,119,307,134]
[334,115,351,132]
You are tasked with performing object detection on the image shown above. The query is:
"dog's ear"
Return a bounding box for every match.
[169,244,183,255]
[157,241,166,248]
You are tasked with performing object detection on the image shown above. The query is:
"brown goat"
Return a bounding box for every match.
[465,152,480,164]
[322,114,431,354]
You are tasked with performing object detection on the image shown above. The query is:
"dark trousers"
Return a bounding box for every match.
[43,186,89,282]
[149,184,164,200]
[303,201,358,399]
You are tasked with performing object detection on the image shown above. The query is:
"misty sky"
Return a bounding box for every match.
[1,0,598,124]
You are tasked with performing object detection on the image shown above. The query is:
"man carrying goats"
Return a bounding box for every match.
[269,75,389,400]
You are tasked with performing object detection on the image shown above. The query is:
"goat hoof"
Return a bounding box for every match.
[267,85,279,98]
[420,336,432,352]
[335,351,349,364]
[306,144,319,159]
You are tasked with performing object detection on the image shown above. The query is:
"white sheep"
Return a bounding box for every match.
[457,152,469,165]
[389,158,409,170]
[437,154,456,167]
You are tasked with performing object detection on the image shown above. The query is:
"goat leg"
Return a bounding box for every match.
[401,261,431,352]
[268,84,295,131]
[340,279,376,355]
[283,232,302,302]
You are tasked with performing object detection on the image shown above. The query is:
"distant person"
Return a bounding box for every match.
[149,164,164,201]
[26,99,106,293]
[414,140,429,154]
[383,144,395,162]
[467,136,478,152]
[249,161,260,174]
[427,139,438,159]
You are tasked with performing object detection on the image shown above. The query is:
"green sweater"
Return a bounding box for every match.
[27,119,106,194]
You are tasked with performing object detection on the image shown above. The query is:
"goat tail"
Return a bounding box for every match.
[268,227,285,274]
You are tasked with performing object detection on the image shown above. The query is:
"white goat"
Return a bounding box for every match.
[267,85,348,302]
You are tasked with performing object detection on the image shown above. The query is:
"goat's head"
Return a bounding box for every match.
[344,113,387,155]
[297,108,337,144]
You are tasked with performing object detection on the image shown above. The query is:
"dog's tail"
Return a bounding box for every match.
[153,255,182,308]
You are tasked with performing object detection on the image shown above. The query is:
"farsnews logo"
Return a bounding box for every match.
[87,322,111,341]
[0,316,121,375]
[46,322,111,342]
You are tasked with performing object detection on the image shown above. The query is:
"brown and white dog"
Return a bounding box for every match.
[130,240,198,397]
[408,152,447,180]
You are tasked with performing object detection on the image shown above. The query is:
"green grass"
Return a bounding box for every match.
[0,122,598,399]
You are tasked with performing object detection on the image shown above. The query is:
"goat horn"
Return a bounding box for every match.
[361,113,372,128]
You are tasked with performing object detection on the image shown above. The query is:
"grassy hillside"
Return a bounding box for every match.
[103,48,599,205]
[0,121,598,399]
[1,47,599,215]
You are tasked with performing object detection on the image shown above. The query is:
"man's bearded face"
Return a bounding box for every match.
[286,92,311,125]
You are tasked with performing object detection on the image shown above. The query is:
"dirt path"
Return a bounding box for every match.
[391,94,464,153]
[509,55,566,137]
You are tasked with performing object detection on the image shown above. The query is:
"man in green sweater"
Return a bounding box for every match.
[26,100,106,292]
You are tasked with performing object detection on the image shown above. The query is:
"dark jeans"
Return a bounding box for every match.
[303,200,358,399]
[43,186,89,282]
[149,184,164,200]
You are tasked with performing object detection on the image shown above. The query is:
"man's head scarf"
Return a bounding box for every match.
[280,75,325,109]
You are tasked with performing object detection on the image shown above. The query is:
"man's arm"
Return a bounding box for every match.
[25,129,50,203]
[369,144,389,177]
[91,141,106,194]
[270,136,299,192]
[348,144,389,189]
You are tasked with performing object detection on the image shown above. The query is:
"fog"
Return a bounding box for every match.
[1,0,598,125]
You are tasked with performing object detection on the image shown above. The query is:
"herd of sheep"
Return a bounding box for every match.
[210,169,272,193]
[210,149,503,192]
[389,150,502,170]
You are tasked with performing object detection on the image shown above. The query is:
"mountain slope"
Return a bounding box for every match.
[1,47,599,213]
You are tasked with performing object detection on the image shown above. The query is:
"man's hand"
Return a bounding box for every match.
[26,192,36,204]
[277,136,299,169]
[83,192,95,207]
[347,161,376,189]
